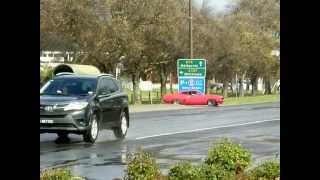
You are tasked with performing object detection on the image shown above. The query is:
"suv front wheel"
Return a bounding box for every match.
[113,111,128,139]
[83,113,99,143]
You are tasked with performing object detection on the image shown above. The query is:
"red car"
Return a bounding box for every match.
[162,90,224,106]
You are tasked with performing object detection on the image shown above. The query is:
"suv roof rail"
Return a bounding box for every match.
[55,72,74,76]
[98,73,114,78]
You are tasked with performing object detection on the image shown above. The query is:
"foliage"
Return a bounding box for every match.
[168,162,201,180]
[125,150,161,180]
[41,0,280,98]
[40,67,53,85]
[205,139,251,173]
[40,168,84,180]
[198,164,235,180]
[121,139,278,180]
[249,160,280,180]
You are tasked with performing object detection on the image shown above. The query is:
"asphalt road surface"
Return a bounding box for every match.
[40,102,280,180]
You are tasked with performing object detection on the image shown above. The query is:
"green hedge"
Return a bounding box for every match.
[168,162,201,180]
[124,139,278,180]
[198,164,235,180]
[40,139,279,180]
[125,150,161,180]
[40,67,54,86]
[249,160,280,180]
[40,168,84,180]
[205,139,251,173]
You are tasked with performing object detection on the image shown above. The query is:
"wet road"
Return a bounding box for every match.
[40,102,280,180]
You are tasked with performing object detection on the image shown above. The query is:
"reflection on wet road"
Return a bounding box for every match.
[40,102,280,180]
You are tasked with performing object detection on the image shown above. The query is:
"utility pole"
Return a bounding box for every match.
[189,0,193,59]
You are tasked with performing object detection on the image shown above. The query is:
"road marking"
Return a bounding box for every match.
[135,118,280,140]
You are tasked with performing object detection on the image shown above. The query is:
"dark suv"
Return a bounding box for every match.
[40,73,129,143]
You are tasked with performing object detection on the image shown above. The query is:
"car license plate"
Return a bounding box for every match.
[40,119,54,124]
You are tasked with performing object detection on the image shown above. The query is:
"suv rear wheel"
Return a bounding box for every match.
[113,111,128,139]
[83,113,99,143]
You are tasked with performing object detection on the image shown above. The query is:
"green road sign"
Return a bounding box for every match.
[178,68,205,77]
[177,59,206,77]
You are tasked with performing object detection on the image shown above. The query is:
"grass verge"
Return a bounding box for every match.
[223,94,279,106]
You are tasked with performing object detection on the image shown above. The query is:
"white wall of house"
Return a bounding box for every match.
[40,51,73,63]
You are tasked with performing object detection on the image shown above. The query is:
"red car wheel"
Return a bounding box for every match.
[173,99,180,104]
[207,100,217,106]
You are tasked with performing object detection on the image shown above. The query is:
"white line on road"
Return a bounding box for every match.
[135,118,280,140]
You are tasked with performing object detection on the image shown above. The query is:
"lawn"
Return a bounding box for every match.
[125,88,279,106]
[223,94,280,106]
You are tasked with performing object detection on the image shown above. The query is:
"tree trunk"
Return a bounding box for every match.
[72,50,79,63]
[246,78,250,94]
[264,76,272,95]
[131,72,140,104]
[239,73,245,97]
[205,77,209,94]
[159,64,167,97]
[97,62,107,73]
[251,77,258,96]
[169,72,173,93]
[230,81,234,96]
[222,79,229,98]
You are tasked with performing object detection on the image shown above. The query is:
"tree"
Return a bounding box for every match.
[142,0,186,97]
[41,0,100,62]
[107,0,150,104]
[40,0,280,99]
[232,0,280,95]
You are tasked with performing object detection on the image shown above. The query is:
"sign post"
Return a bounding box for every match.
[177,59,206,93]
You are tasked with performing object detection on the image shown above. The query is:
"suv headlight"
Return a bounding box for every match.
[64,101,88,111]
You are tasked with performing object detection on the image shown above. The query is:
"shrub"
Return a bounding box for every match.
[40,168,84,180]
[168,163,236,180]
[205,139,251,173]
[125,150,161,180]
[40,67,54,85]
[198,164,235,180]
[168,162,201,180]
[249,160,280,180]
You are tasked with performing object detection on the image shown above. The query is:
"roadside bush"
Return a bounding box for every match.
[125,150,161,180]
[121,139,278,180]
[249,160,280,180]
[198,164,235,180]
[168,161,201,180]
[168,162,236,180]
[205,139,251,174]
[40,168,84,180]
[40,67,54,86]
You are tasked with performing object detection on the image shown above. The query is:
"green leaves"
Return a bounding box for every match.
[123,139,278,180]
[205,139,251,173]
[168,162,201,180]
[40,67,54,85]
[125,150,161,180]
[40,168,84,180]
[249,160,280,180]
[41,0,280,97]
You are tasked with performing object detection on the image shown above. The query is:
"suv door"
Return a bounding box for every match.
[96,77,117,128]
[111,78,123,121]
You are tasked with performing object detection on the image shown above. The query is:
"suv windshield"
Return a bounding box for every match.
[40,78,97,96]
